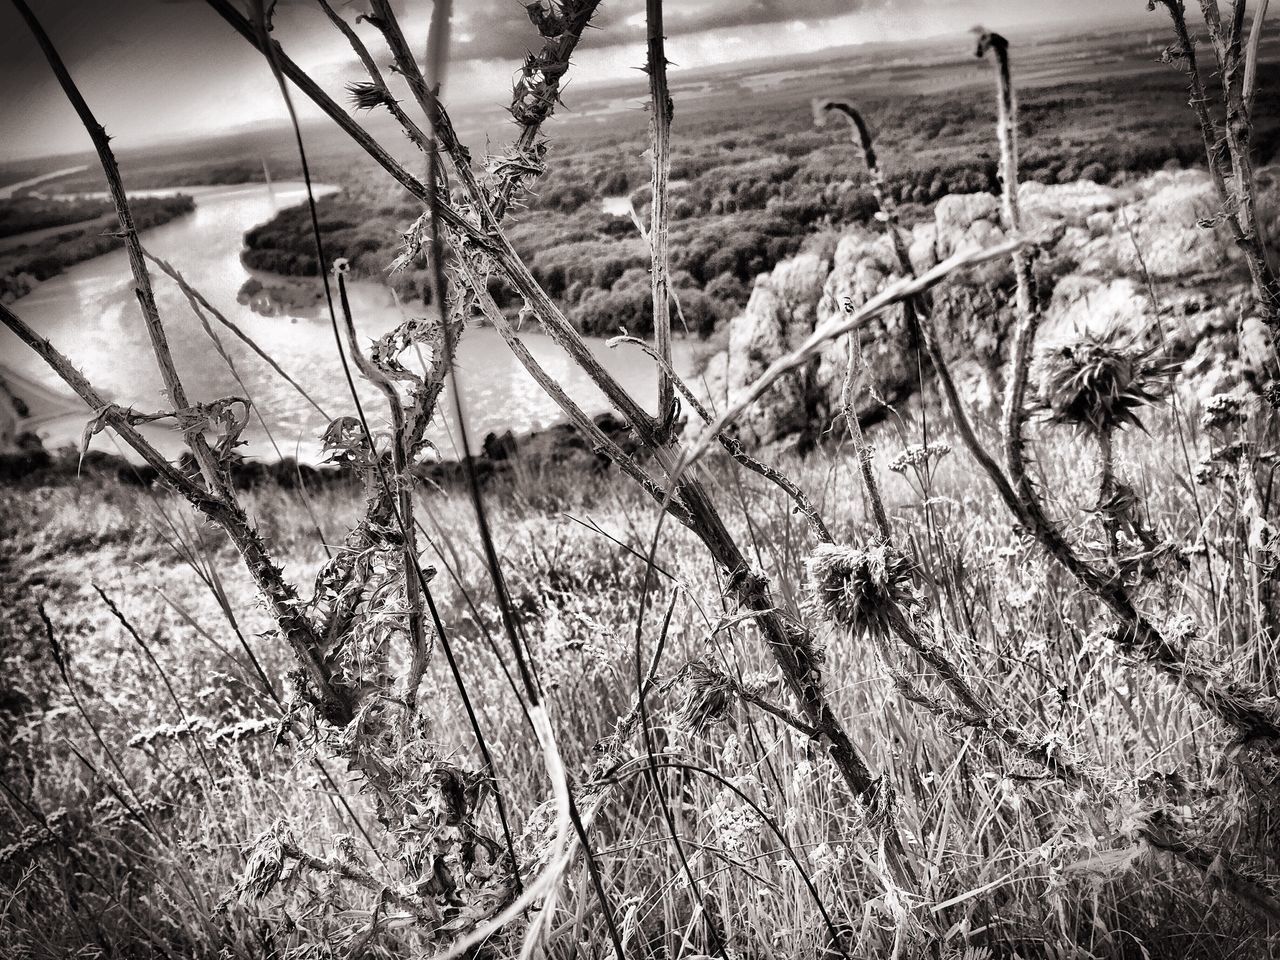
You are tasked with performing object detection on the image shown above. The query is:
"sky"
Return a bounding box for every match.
[1,0,1142,164]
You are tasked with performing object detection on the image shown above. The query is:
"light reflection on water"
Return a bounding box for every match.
[2,182,692,463]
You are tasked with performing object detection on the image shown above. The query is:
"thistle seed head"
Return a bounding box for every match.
[238,823,286,902]
[346,81,391,112]
[672,660,737,733]
[1035,331,1173,436]
[807,542,921,636]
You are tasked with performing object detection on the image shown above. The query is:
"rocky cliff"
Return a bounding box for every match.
[697,167,1278,448]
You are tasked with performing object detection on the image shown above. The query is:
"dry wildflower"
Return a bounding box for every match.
[213,716,275,744]
[0,825,56,869]
[888,441,951,474]
[672,659,738,733]
[237,823,287,903]
[1004,583,1038,610]
[705,787,761,854]
[807,541,922,637]
[1034,331,1173,436]
[1201,392,1248,432]
[808,841,847,877]
[128,717,212,749]
[346,80,392,112]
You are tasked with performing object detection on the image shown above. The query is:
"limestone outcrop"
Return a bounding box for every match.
[696,167,1275,447]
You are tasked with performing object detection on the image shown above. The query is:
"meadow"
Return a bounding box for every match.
[2,403,1277,958]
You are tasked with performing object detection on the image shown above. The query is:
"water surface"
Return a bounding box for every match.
[3,182,689,463]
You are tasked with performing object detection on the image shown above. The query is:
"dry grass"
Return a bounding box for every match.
[2,399,1277,958]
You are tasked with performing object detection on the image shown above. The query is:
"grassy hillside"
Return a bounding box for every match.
[2,400,1278,957]
[3,12,1280,960]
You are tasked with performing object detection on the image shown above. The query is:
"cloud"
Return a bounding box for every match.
[452,0,889,62]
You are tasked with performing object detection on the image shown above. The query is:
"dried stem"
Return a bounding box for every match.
[816,72,1280,750]
[975,30,1041,515]
[646,0,676,433]
[277,838,438,921]
[1096,427,1120,555]
[607,334,834,542]
[9,2,355,724]
[0,302,351,723]
[13,0,232,497]
[460,260,690,523]
[202,0,484,247]
[332,265,432,711]
[312,0,432,152]
[1243,0,1270,111]
[841,335,893,539]
[1152,0,1280,341]
[492,1,604,219]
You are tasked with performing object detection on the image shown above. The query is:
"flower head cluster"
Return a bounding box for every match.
[705,788,760,854]
[889,441,952,474]
[1200,392,1247,432]
[807,541,923,637]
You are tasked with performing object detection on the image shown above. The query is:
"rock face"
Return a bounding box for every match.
[698,167,1273,447]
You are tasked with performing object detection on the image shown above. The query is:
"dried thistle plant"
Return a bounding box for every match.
[8,0,1280,953]
[806,541,923,637]
[1034,330,1174,556]
[1035,332,1173,438]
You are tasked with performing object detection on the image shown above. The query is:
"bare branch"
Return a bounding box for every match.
[202,0,485,247]
[13,0,233,497]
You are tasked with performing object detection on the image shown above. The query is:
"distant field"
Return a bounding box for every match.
[7,22,1277,194]
[215,23,1280,338]
[3,22,1278,335]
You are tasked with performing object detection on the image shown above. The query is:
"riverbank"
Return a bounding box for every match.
[0,193,196,301]
[1,181,696,462]
[0,408,645,492]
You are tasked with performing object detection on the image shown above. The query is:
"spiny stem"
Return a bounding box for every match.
[646,0,676,433]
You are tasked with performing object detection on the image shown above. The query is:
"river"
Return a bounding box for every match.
[2,182,692,463]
